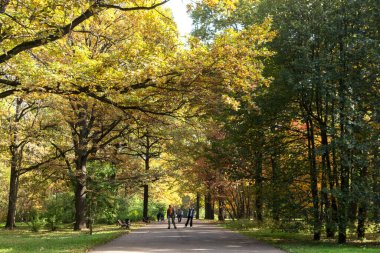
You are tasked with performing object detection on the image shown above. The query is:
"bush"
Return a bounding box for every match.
[43,192,75,227]
[224,219,308,233]
[27,209,45,232]
[113,196,167,222]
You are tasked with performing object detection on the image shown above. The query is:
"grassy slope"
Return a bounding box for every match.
[222,221,380,253]
[0,224,130,253]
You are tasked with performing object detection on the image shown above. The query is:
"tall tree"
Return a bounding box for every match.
[0,96,63,229]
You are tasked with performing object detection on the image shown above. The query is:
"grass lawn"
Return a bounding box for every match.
[0,223,137,253]
[222,221,380,253]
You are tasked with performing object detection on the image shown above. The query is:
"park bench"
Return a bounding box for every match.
[117,219,130,229]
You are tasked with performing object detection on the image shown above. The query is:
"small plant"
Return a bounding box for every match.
[46,215,59,231]
[28,210,46,232]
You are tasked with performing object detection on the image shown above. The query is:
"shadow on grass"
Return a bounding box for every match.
[222,221,379,253]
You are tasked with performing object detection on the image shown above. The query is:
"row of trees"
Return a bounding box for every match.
[1,0,378,245]
[187,0,379,244]
[0,0,274,232]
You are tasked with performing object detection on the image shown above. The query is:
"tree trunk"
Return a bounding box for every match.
[143,184,149,219]
[373,109,380,231]
[74,158,87,230]
[357,167,368,240]
[337,12,351,242]
[306,117,321,240]
[5,163,19,229]
[5,98,22,229]
[205,192,214,219]
[320,123,336,238]
[218,199,224,221]
[196,192,200,219]
[271,153,280,222]
[255,151,263,222]
[143,152,150,219]
[338,80,350,244]
[329,98,339,238]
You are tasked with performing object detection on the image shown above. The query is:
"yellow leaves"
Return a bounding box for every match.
[208,17,275,95]
[222,94,240,110]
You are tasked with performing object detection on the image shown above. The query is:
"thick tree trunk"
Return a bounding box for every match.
[5,163,18,229]
[357,204,367,239]
[204,192,214,219]
[5,98,22,229]
[306,118,321,240]
[143,184,149,219]
[74,158,87,231]
[196,192,200,219]
[218,199,224,221]
[348,201,357,223]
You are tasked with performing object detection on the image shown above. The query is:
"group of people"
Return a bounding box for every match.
[160,205,195,229]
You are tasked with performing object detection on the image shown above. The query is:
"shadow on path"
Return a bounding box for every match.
[89,220,286,253]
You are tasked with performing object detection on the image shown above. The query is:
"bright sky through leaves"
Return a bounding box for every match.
[165,0,192,36]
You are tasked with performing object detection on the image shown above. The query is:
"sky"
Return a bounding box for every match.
[165,0,193,36]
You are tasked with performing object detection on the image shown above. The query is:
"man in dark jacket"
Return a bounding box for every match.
[167,205,177,229]
[185,205,195,228]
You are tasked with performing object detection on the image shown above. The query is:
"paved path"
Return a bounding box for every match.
[89,220,285,253]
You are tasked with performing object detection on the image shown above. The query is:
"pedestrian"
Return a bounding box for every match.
[185,205,195,228]
[166,204,177,229]
[177,208,184,223]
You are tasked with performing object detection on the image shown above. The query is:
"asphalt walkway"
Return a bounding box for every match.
[89,220,286,253]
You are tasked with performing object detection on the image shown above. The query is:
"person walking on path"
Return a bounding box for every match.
[177,208,184,223]
[167,205,177,229]
[185,206,195,228]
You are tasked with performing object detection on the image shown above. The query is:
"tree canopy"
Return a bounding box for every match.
[0,0,378,245]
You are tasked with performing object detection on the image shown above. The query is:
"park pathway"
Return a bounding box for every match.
[89,220,286,253]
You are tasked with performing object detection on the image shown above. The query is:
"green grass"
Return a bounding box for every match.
[0,223,134,253]
[222,221,380,253]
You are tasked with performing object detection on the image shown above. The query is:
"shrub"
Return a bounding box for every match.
[28,210,45,232]
[43,192,75,227]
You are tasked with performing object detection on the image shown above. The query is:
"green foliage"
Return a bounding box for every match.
[43,192,75,229]
[117,196,167,222]
[87,161,119,224]
[27,209,45,232]
[190,0,379,243]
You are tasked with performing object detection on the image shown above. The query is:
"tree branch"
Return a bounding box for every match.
[0,0,169,64]
[98,0,169,11]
